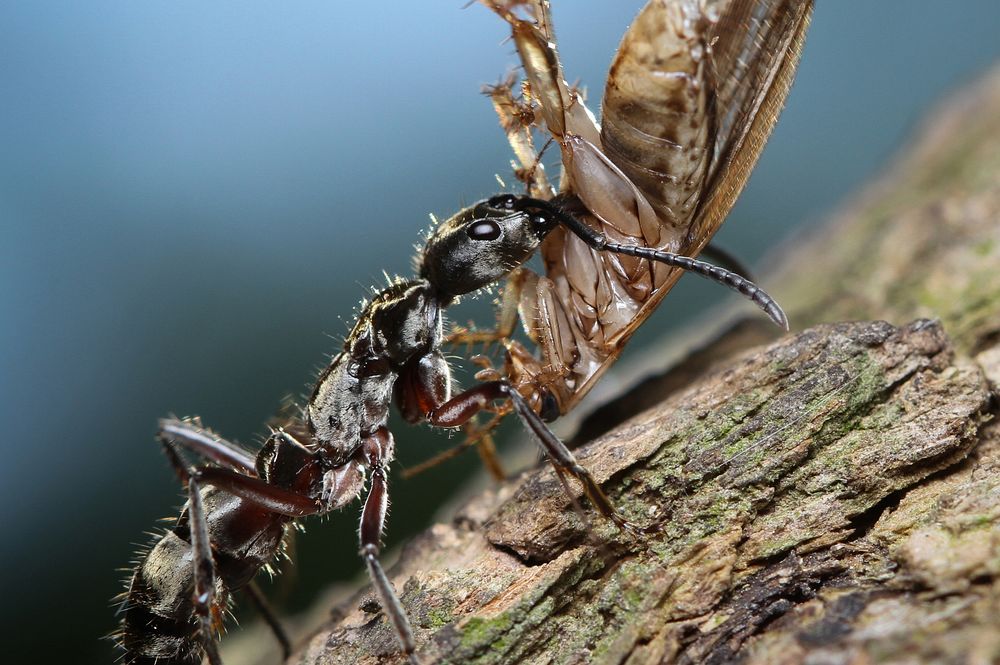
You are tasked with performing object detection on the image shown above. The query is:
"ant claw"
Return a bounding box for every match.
[612,515,652,540]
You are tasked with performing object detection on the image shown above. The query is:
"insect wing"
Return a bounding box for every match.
[688,0,814,248]
[599,0,814,274]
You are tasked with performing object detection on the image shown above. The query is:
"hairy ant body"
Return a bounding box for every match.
[115,194,785,664]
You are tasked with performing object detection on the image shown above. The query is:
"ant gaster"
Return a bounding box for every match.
[116,194,785,665]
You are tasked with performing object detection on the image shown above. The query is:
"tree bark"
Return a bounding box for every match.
[266,66,1000,665]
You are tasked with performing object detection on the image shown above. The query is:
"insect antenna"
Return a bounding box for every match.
[517,197,789,331]
[699,243,756,283]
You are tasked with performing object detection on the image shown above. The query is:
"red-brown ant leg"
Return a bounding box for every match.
[186,472,224,665]
[399,350,507,480]
[243,582,291,660]
[158,420,295,657]
[178,465,321,665]
[182,456,322,665]
[358,428,420,665]
[157,417,258,479]
[428,381,641,533]
[191,466,320,517]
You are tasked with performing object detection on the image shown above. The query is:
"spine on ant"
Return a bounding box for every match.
[115,484,289,664]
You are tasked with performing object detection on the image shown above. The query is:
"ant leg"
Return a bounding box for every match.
[398,350,508,480]
[243,582,291,660]
[192,466,320,516]
[186,472,224,665]
[428,382,642,533]
[358,428,420,665]
[158,417,257,475]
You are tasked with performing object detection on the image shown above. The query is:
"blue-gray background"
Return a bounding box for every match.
[2,2,998,663]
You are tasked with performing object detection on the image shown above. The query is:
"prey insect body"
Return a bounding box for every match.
[115,193,787,665]
[429,0,815,475]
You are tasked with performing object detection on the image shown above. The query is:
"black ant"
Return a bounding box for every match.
[114,194,785,665]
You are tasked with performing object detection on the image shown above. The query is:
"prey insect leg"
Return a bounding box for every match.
[428,381,642,533]
[358,428,419,665]
[446,266,528,349]
[401,415,504,480]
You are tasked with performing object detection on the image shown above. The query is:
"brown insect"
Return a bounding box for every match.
[412,0,814,476]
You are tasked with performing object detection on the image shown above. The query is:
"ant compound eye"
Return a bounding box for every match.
[466,220,502,241]
[487,194,518,210]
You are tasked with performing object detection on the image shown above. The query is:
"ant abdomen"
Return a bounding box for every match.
[119,481,289,664]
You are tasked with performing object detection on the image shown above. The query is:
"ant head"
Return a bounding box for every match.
[420,194,557,299]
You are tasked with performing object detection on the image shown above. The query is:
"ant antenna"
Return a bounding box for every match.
[516,197,789,330]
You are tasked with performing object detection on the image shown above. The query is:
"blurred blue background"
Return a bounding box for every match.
[2,1,998,662]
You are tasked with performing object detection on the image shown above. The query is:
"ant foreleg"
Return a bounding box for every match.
[358,428,420,665]
[428,381,646,534]
[398,350,507,480]
[501,385,647,535]
[186,472,224,665]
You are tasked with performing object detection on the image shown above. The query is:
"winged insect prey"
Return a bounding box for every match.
[426,0,813,470]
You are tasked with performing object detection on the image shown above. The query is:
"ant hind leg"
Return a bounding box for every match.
[243,582,291,660]
[158,416,257,477]
[186,472,224,665]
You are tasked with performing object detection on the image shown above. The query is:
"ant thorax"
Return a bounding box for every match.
[307,279,442,458]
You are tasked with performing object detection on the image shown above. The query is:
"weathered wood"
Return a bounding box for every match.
[238,66,1000,665]
[295,318,992,665]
